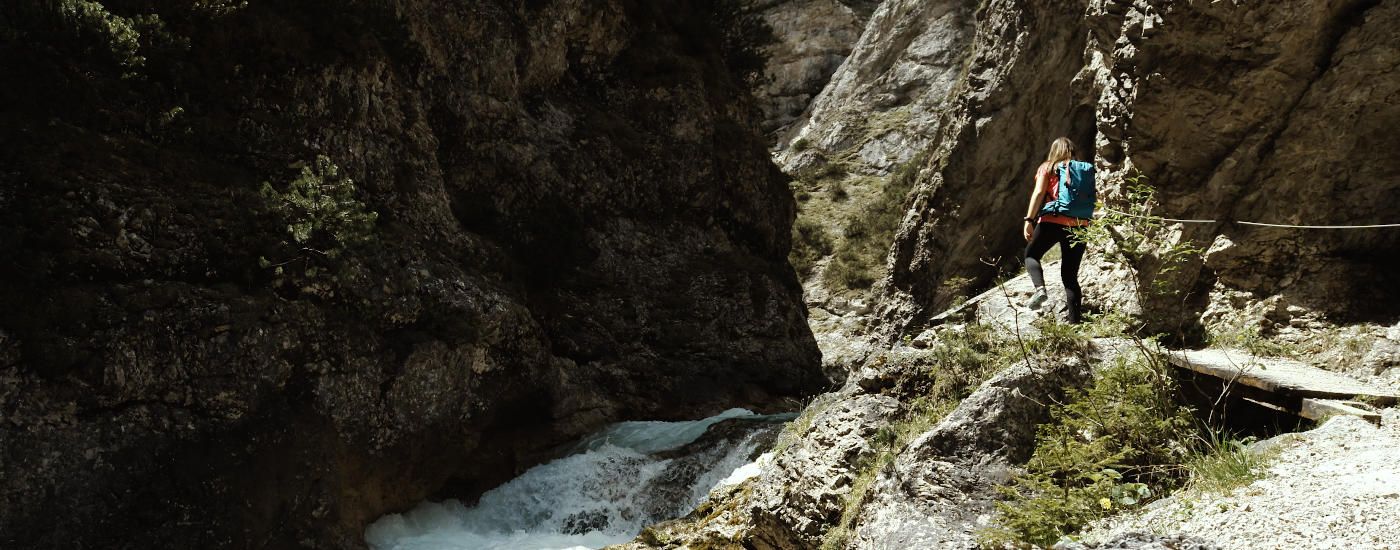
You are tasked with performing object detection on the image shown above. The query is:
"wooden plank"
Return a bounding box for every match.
[1240,396,1381,425]
[1242,396,1289,414]
[1166,349,1398,406]
[1299,398,1382,425]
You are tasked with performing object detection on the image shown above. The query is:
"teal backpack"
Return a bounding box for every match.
[1039,160,1096,220]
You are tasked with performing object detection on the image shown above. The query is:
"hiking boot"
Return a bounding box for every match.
[1026,287,1048,310]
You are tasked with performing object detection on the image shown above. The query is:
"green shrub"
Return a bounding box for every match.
[1072,174,1204,322]
[259,155,378,289]
[8,0,155,72]
[792,137,812,151]
[58,0,144,68]
[982,348,1197,547]
[191,0,249,17]
[261,155,378,251]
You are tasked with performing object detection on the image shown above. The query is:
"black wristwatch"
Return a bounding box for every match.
[1023,216,1036,222]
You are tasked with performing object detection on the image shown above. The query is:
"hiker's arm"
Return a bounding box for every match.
[1023,165,1045,241]
[1024,165,1047,219]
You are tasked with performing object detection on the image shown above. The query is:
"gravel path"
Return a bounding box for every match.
[1083,409,1400,549]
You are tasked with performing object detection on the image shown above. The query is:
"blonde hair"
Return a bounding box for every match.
[1044,137,1076,166]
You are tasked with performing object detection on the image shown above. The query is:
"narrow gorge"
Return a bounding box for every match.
[2,1,1398,549]
[1,1,824,547]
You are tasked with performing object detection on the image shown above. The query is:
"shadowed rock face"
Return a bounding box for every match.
[0,1,824,547]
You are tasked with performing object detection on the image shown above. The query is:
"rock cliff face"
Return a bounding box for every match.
[880,0,1400,335]
[777,0,976,176]
[876,0,1092,335]
[774,0,984,373]
[1080,0,1400,330]
[742,0,882,136]
[0,1,824,547]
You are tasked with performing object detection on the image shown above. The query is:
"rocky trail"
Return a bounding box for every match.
[613,256,1400,549]
[900,266,1400,549]
[1079,409,1400,550]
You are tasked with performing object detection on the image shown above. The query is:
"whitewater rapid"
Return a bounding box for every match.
[364,408,788,550]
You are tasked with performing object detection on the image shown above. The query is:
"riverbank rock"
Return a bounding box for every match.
[620,328,1101,549]
[748,392,903,546]
[848,355,1093,548]
[776,0,976,176]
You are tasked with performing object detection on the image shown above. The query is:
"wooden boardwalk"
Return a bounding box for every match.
[1167,349,1398,424]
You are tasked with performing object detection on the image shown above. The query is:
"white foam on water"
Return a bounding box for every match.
[365,408,777,550]
[684,438,771,507]
[712,451,772,490]
[568,407,756,454]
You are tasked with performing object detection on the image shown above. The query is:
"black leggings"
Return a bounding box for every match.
[1024,221,1086,323]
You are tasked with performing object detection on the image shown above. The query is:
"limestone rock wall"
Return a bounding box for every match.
[878,0,1089,335]
[743,0,882,136]
[0,1,824,547]
[777,0,977,177]
[1080,0,1400,330]
[879,0,1400,336]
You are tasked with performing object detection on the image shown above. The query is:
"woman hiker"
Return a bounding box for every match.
[1021,137,1091,324]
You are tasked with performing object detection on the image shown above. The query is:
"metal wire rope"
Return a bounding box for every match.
[1096,206,1400,229]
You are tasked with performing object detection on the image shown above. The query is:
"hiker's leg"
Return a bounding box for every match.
[1024,223,1057,289]
[1059,228,1087,324]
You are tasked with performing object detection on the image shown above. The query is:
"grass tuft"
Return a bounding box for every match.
[822,151,928,290]
[1205,322,1299,358]
[1185,431,1266,494]
[790,218,834,277]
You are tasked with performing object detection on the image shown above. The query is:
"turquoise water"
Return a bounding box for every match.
[364,409,784,550]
